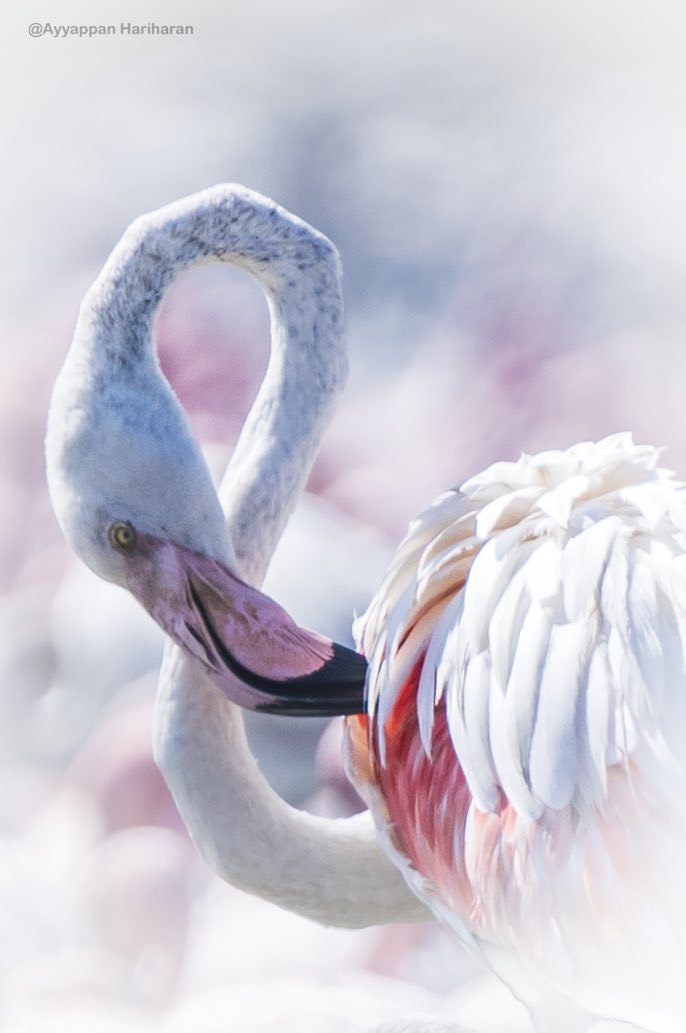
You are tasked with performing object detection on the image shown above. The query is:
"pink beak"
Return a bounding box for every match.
[124,531,367,716]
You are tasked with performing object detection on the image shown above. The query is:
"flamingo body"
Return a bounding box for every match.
[47,184,686,1030]
[348,433,686,1029]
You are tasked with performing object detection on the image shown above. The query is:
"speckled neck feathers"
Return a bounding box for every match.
[53,185,347,585]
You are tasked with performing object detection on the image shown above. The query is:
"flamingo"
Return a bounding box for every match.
[45,185,686,1033]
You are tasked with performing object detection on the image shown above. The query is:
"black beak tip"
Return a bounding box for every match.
[254,641,368,718]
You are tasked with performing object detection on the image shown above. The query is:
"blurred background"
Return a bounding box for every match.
[2,1,686,1029]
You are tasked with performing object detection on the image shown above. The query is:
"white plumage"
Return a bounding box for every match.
[351,432,686,1030]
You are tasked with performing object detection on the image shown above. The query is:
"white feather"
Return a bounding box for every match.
[579,640,612,795]
[499,597,554,815]
[449,646,499,813]
[560,515,620,622]
[527,619,590,810]
[487,560,532,692]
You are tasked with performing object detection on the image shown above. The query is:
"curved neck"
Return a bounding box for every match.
[90,184,428,926]
[155,652,427,927]
[219,266,345,587]
[80,184,346,584]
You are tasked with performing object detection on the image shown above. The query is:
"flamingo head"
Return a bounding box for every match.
[46,353,366,717]
[46,333,231,581]
[108,523,367,716]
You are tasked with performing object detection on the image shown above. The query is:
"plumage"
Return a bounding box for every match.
[350,433,686,1029]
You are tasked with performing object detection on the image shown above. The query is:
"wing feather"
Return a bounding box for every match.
[488,560,531,692]
[446,643,499,813]
[501,597,551,774]
[527,618,591,810]
[579,641,613,799]
[561,516,620,621]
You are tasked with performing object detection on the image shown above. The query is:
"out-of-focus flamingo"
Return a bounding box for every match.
[46,185,686,1033]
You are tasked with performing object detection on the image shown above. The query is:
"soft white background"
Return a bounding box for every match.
[2,2,686,1030]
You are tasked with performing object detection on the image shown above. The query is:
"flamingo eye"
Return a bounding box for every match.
[109,521,137,551]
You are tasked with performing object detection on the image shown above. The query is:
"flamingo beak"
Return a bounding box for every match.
[125,533,368,717]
